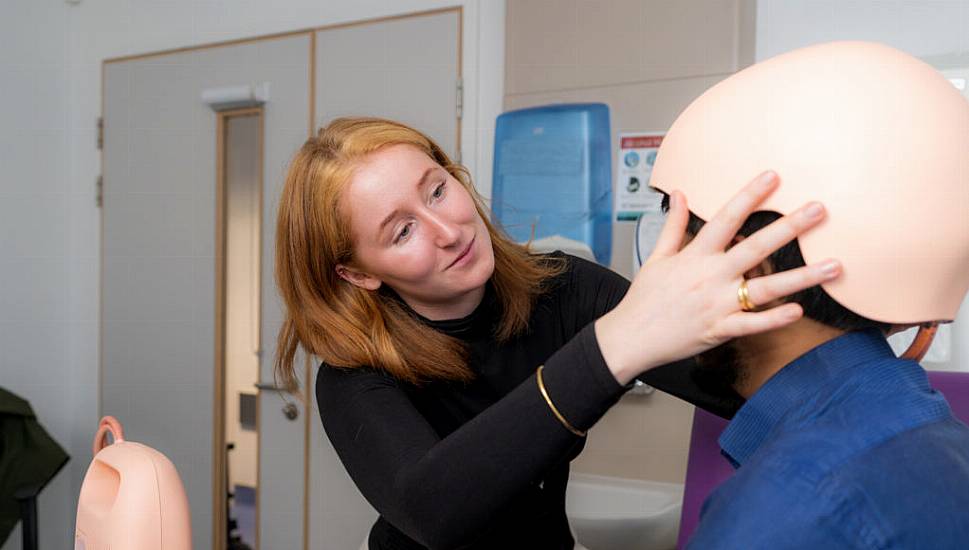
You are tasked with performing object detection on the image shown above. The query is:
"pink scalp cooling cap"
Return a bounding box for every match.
[650,41,969,324]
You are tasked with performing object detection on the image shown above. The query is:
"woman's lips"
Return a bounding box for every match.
[448,236,475,269]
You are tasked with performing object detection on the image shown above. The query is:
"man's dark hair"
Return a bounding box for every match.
[659,192,892,334]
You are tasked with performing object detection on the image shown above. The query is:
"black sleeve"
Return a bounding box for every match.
[561,252,745,419]
[316,323,625,550]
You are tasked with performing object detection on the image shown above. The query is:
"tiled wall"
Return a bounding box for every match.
[574,392,697,484]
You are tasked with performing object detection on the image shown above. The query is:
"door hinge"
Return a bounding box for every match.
[455,77,464,120]
[96,175,103,207]
[97,117,103,150]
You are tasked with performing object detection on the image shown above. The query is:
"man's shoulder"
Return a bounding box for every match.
[743,415,969,528]
[751,398,964,476]
[699,419,969,549]
[829,416,969,490]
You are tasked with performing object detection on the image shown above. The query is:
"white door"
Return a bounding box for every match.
[102,10,462,550]
[309,9,462,549]
[102,33,312,550]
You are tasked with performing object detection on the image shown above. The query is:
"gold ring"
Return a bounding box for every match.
[737,279,756,312]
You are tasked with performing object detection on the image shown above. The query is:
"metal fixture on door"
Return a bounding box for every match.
[254,382,300,420]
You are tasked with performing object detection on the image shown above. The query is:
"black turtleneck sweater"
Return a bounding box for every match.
[315,252,742,550]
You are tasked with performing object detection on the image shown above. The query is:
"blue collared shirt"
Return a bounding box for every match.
[687,329,969,549]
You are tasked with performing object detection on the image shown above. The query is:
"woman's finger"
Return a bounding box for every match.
[649,190,690,259]
[742,260,842,309]
[687,170,778,254]
[717,303,804,340]
[725,201,827,275]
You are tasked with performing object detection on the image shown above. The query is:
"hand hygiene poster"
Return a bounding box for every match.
[617,133,667,271]
[615,133,665,222]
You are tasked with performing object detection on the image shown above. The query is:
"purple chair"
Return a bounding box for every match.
[676,408,731,549]
[675,371,969,549]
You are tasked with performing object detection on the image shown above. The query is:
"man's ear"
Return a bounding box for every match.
[335,263,382,291]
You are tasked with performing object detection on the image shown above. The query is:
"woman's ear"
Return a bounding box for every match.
[335,264,382,291]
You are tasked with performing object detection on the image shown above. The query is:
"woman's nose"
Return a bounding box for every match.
[426,212,461,247]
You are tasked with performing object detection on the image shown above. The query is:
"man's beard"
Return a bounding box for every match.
[691,340,748,400]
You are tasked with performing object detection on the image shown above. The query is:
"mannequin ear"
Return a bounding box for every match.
[335,264,382,291]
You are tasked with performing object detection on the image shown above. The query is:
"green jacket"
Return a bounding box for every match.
[0,386,69,545]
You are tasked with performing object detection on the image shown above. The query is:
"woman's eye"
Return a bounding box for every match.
[395,223,412,243]
[392,181,445,245]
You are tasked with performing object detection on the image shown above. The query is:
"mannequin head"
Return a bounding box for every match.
[649,41,969,396]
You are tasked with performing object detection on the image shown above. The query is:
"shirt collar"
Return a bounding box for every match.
[719,328,896,467]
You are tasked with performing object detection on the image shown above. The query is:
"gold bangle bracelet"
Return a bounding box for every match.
[536,365,587,437]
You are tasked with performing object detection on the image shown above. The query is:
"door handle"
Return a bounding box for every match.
[254,382,302,421]
[254,382,289,391]
[254,381,301,394]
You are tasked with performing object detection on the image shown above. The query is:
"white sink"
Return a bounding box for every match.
[565,473,683,550]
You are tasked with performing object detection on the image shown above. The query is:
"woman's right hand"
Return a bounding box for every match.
[595,170,843,386]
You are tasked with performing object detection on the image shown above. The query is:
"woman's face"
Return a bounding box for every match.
[336,144,495,319]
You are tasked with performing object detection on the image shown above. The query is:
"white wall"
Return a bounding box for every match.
[0,3,80,550]
[755,0,969,373]
[0,1,72,548]
[756,0,968,62]
[0,2,503,549]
